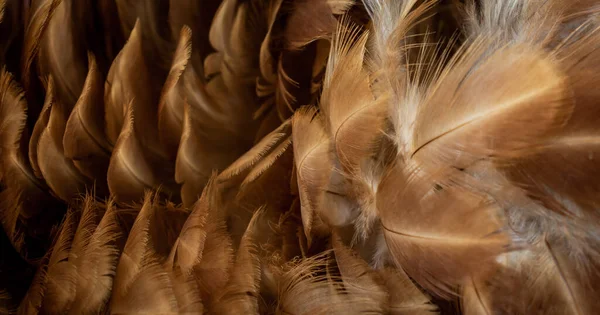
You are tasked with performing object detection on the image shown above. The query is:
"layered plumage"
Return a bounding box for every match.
[2,0,600,314]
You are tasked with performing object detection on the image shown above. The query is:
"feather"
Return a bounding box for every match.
[27,86,49,179]
[166,177,213,274]
[107,103,161,204]
[321,17,386,239]
[332,235,388,313]
[114,0,172,70]
[40,196,105,314]
[164,178,220,314]
[211,208,264,314]
[322,19,380,173]
[285,0,354,50]
[69,199,123,314]
[175,102,218,206]
[18,255,49,315]
[0,68,62,258]
[63,53,112,186]
[218,118,292,182]
[111,192,178,314]
[204,0,266,150]
[376,161,510,296]
[502,21,600,219]
[35,77,90,202]
[463,239,600,315]
[39,0,87,107]
[21,0,60,99]
[292,106,341,244]
[241,136,292,187]
[104,19,166,159]
[379,267,438,314]
[193,193,233,306]
[158,25,192,157]
[40,210,78,314]
[168,0,220,82]
[275,252,348,314]
[408,40,572,170]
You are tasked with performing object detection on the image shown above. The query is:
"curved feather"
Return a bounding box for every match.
[0,68,62,258]
[69,199,123,314]
[40,210,78,314]
[107,104,160,204]
[111,192,179,314]
[218,118,292,182]
[292,107,334,243]
[376,161,510,296]
[211,208,263,314]
[158,25,192,157]
[36,77,89,202]
[63,53,112,185]
[104,19,165,158]
[39,0,87,107]
[332,235,388,313]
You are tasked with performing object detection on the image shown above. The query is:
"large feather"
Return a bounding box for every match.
[376,161,509,296]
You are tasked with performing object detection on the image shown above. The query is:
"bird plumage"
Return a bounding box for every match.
[2,0,600,314]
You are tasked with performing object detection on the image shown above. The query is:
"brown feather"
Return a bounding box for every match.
[63,53,112,188]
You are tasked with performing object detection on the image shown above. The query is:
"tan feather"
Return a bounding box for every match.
[63,53,112,186]
[332,235,388,313]
[463,239,600,315]
[104,19,166,159]
[379,267,438,314]
[18,255,49,315]
[376,161,509,296]
[27,83,50,179]
[39,0,87,107]
[0,68,62,257]
[502,22,600,219]
[321,17,386,239]
[40,210,78,314]
[175,102,222,206]
[275,252,347,314]
[241,136,292,187]
[35,77,90,202]
[211,208,264,314]
[110,192,178,314]
[284,0,354,50]
[409,41,572,170]
[168,0,219,61]
[107,103,160,203]
[218,118,292,182]
[69,199,123,314]
[158,25,192,157]
[292,106,334,244]
[193,194,234,306]
[21,0,60,97]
